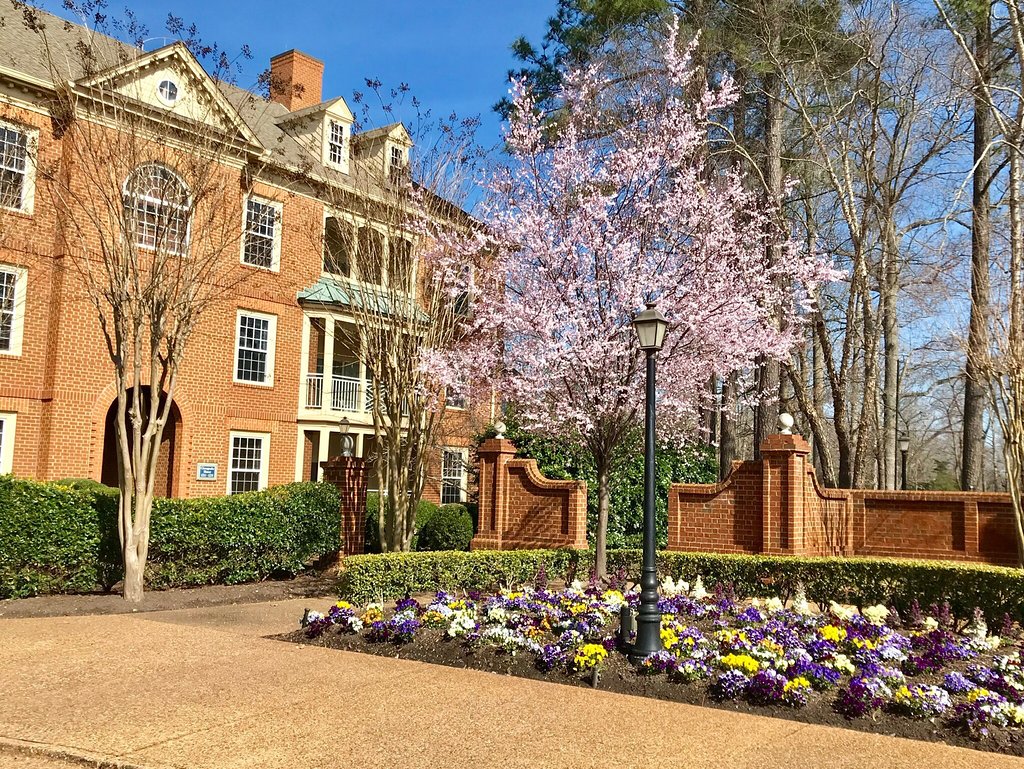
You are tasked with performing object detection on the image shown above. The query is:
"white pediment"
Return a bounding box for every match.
[76,43,263,151]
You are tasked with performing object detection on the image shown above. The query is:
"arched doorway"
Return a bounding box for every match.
[101,387,182,498]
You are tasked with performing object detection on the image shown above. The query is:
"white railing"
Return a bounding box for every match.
[305,373,324,409]
[331,375,360,412]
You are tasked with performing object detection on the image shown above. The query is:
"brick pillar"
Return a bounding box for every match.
[759,433,812,555]
[320,457,367,555]
[471,437,517,551]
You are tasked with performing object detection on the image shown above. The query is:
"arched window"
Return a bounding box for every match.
[123,163,190,255]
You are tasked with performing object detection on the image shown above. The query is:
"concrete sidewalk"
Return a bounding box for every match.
[1,609,1021,769]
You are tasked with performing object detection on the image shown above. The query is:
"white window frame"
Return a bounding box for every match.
[324,119,350,172]
[0,412,17,474]
[445,389,467,410]
[123,163,191,257]
[0,264,27,357]
[227,430,269,494]
[0,121,36,215]
[441,447,468,505]
[240,195,282,272]
[233,309,277,387]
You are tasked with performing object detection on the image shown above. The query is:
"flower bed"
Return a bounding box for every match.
[284,577,1024,755]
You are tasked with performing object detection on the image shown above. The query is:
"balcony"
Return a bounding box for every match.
[305,373,365,412]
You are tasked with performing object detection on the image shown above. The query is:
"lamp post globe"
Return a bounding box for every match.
[629,301,668,662]
[898,434,910,491]
[339,416,355,458]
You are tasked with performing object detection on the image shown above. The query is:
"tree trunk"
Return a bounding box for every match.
[594,454,610,579]
[753,44,784,459]
[719,373,737,481]
[881,219,900,489]
[963,11,992,492]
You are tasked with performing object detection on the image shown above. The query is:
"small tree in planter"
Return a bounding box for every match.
[449,22,832,576]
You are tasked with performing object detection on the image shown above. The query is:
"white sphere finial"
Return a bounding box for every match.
[494,420,507,439]
[779,412,795,435]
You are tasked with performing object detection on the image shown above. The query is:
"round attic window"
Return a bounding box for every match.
[156,79,180,105]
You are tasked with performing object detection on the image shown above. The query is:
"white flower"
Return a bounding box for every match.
[689,576,708,601]
[922,616,939,632]
[831,653,855,675]
[304,610,324,625]
[987,635,1002,650]
[486,606,509,624]
[349,616,364,632]
[862,604,889,626]
[763,597,784,614]
[829,601,857,622]
[447,610,477,637]
[660,576,689,597]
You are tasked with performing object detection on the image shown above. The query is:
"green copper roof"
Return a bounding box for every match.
[297,275,429,322]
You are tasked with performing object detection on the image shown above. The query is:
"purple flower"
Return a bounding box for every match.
[788,660,841,690]
[394,597,421,614]
[942,671,974,695]
[638,651,678,676]
[747,669,787,705]
[535,644,565,672]
[710,670,749,701]
[836,676,890,718]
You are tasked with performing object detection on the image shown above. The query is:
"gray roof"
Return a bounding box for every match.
[0,2,387,188]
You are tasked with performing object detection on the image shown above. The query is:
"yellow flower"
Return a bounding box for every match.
[661,627,680,649]
[719,653,760,675]
[362,607,384,624]
[760,639,785,657]
[820,625,847,643]
[850,637,875,650]
[784,676,811,693]
[967,688,991,703]
[573,643,608,671]
[335,600,353,610]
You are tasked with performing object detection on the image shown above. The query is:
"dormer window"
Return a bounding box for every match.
[157,79,180,106]
[328,120,346,167]
[389,145,405,180]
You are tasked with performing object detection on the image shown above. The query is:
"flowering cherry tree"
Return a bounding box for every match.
[444,24,832,575]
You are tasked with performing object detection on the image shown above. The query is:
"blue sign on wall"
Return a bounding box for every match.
[197,463,218,481]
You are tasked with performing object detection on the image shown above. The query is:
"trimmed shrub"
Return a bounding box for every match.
[147,482,341,588]
[416,503,473,552]
[364,493,439,553]
[337,549,589,604]
[0,479,340,598]
[337,547,1024,623]
[0,476,121,597]
[55,478,119,495]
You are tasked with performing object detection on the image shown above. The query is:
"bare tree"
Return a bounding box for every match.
[21,3,262,600]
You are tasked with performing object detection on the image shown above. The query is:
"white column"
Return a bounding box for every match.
[316,426,331,480]
[324,317,336,411]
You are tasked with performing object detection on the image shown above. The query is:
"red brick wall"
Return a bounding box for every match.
[471,437,587,550]
[666,433,1017,566]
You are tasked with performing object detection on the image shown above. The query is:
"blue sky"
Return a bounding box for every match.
[38,0,556,148]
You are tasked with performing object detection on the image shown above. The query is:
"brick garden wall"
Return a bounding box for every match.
[471,437,588,551]
[667,433,1017,566]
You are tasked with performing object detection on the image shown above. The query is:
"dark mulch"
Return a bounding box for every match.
[276,625,1024,757]
[0,571,339,619]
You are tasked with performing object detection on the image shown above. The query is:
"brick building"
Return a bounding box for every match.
[0,7,492,503]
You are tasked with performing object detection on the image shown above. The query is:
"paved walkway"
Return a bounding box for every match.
[1,602,1021,769]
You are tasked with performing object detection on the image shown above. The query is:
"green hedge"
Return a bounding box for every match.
[417,504,473,552]
[0,478,341,598]
[147,482,341,588]
[336,547,1024,622]
[338,549,589,604]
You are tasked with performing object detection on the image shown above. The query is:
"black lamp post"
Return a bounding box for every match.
[898,434,910,491]
[630,301,668,662]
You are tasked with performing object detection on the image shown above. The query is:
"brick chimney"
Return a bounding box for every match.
[269,49,324,112]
